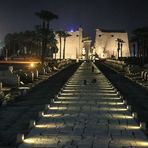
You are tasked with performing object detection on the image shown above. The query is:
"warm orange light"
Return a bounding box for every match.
[30,63,35,68]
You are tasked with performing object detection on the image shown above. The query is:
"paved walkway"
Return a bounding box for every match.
[19,62,148,148]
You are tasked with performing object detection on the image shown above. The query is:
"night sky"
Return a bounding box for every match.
[0,0,148,41]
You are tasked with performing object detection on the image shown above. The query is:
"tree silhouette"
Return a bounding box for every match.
[116,38,125,59]
[56,30,65,59]
[62,32,71,59]
[131,27,148,65]
[35,10,58,63]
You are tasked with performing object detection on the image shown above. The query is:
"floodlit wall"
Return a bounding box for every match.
[56,27,83,59]
[95,29,130,59]
[83,40,92,60]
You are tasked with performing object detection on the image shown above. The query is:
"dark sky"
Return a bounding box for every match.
[0,0,148,41]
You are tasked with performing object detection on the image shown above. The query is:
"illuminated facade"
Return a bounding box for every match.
[82,38,92,60]
[56,27,83,59]
[95,28,130,59]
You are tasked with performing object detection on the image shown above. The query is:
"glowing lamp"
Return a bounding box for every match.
[38,111,44,117]
[127,105,131,110]
[50,98,54,103]
[140,122,146,130]
[29,63,35,68]
[45,104,50,110]
[116,91,120,95]
[29,120,36,128]
[132,112,138,119]
[16,134,24,143]
[123,100,127,105]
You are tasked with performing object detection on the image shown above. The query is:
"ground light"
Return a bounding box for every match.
[120,125,140,130]
[45,104,50,110]
[132,112,138,119]
[140,122,146,130]
[38,111,44,117]
[42,113,62,118]
[127,105,132,110]
[29,120,36,128]
[113,114,133,119]
[35,123,64,128]
[23,136,60,145]
[16,134,24,143]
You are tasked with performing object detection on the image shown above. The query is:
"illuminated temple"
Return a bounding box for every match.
[56,27,130,60]
[95,28,130,59]
[56,27,83,59]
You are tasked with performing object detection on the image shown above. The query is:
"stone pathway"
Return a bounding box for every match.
[19,62,148,148]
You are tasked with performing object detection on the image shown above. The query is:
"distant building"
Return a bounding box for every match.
[56,27,83,59]
[94,28,130,59]
[82,37,92,60]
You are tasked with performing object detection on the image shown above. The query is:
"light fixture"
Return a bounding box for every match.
[45,104,50,110]
[127,105,131,111]
[29,120,36,128]
[16,134,24,143]
[38,111,44,117]
[140,122,146,130]
[132,112,138,119]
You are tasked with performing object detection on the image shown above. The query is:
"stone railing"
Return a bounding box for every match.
[104,59,148,84]
[0,67,20,87]
[104,59,126,72]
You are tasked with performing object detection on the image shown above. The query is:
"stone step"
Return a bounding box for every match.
[18,62,148,148]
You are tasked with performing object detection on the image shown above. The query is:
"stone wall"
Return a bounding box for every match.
[56,27,83,59]
[95,28,130,59]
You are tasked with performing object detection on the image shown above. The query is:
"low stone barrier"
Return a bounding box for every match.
[104,59,126,72]
[32,69,39,79]
[38,66,46,75]
[141,71,148,81]
[0,70,20,87]
[125,65,141,76]
[105,59,148,83]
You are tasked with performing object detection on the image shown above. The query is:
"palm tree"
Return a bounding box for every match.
[62,32,71,59]
[35,10,58,63]
[4,33,12,56]
[132,27,148,65]
[56,30,65,59]
[120,39,125,58]
[116,38,121,59]
[116,38,125,59]
[46,30,58,58]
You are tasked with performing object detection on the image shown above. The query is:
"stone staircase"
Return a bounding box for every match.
[18,62,148,148]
